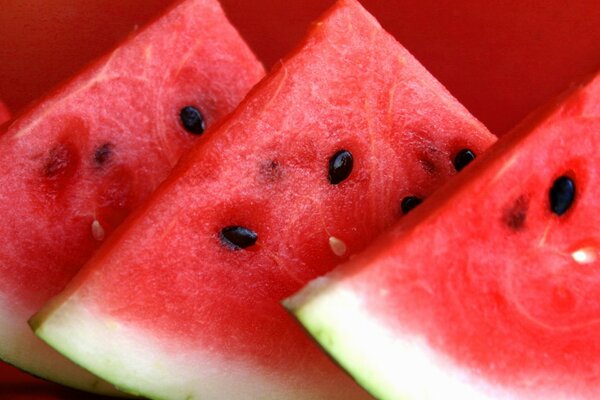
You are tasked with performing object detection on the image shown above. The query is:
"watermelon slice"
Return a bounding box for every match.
[286,71,600,399]
[31,0,495,398]
[0,0,263,393]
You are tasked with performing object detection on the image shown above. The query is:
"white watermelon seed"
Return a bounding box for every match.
[329,236,347,257]
[571,247,597,265]
[91,220,106,242]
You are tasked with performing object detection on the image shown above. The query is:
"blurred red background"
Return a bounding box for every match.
[0,0,599,399]
[1,0,599,135]
[0,364,109,400]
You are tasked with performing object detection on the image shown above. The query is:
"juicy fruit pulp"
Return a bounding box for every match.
[32,0,495,399]
[0,0,263,393]
[288,71,600,400]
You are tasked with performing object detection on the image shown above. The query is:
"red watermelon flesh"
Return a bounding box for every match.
[31,1,495,399]
[287,71,600,399]
[0,0,263,393]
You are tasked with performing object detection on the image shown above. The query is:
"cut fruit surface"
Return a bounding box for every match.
[287,71,600,400]
[0,0,263,393]
[32,0,495,399]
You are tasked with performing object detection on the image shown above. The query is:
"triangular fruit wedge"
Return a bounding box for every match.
[31,0,495,399]
[0,0,263,394]
[0,100,9,125]
[286,71,600,400]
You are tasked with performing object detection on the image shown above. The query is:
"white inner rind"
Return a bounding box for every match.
[33,297,316,400]
[290,283,542,400]
[0,296,120,395]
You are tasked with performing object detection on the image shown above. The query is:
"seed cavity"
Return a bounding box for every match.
[328,149,353,185]
[180,106,206,135]
[401,196,422,215]
[43,142,78,178]
[329,236,347,257]
[503,195,529,231]
[220,226,258,250]
[419,158,436,174]
[95,167,134,230]
[94,143,113,166]
[550,176,575,216]
[91,220,106,241]
[258,160,282,183]
[453,149,476,172]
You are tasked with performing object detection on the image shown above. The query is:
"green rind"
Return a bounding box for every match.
[286,280,508,400]
[286,279,399,400]
[32,297,311,400]
[30,299,142,397]
[0,298,122,396]
[32,298,189,399]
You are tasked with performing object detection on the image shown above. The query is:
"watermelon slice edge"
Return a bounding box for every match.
[286,70,600,400]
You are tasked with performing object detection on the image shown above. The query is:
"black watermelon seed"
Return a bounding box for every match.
[453,149,476,172]
[401,196,423,214]
[328,150,353,185]
[94,143,113,166]
[220,226,258,250]
[180,106,206,135]
[550,176,575,216]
